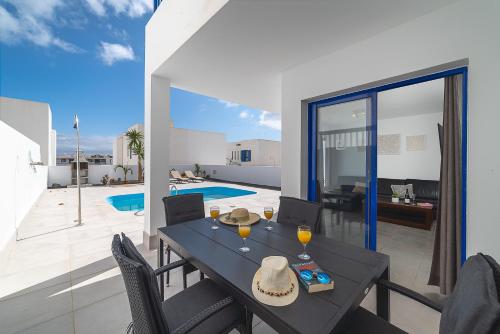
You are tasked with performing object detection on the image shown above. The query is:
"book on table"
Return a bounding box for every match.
[291,261,334,293]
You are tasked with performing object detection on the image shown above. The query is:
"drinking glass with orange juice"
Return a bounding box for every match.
[263,207,274,230]
[297,225,312,260]
[238,223,251,252]
[209,206,220,230]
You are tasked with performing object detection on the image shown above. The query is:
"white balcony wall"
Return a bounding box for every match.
[0,121,47,252]
[281,0,500,258]
[0,97,55,166]
[172,164,281,188]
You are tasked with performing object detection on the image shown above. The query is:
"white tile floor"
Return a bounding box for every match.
[0,182,441,333]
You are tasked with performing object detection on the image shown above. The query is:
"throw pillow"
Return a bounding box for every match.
[352,182,366,194]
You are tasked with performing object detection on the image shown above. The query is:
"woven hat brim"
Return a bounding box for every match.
[219,212,261,225]
[251,267,299,307]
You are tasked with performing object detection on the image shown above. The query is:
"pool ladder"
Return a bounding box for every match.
[169,184,178,196]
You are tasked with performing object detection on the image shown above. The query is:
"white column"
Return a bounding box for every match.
[144,74,170,249]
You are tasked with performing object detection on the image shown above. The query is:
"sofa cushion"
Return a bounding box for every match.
[378,178,405,196]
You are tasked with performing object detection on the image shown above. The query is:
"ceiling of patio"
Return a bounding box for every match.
[155,0,459,113]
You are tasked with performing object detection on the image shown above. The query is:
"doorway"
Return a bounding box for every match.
[308,67,467,266]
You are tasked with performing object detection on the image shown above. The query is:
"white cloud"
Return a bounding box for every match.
[217,99,239,108]
[57,133,114,154]
[85,0,153,18]
[258,111,281,130]
[98,41,135,65]
[239,110,252,119]
[0,1,82,52]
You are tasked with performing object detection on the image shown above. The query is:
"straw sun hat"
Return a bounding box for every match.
[219,208,260,226]
[252,256,299,307]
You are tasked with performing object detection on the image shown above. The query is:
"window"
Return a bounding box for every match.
[241,150,252,162]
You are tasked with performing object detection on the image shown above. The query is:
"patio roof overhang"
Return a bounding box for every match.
[146,0,459,113]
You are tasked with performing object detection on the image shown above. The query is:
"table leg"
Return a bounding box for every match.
[377,267,390,321]
[158,236,164,301]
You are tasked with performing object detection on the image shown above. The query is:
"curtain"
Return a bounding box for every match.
[428,74,463,295]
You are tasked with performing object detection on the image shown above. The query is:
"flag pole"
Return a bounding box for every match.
[74,114,82,226]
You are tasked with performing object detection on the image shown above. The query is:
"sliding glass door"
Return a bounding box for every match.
[309,94,377,249]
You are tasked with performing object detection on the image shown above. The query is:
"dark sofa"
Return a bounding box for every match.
[377,178,439,216]
[319,178,439,214]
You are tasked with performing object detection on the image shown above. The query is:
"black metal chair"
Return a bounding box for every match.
[112,233,252,334]
[162,194,205,289]
[276,196,322,233]
[340,253,500,334]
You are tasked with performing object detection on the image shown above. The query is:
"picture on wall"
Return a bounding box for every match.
[378,134,401,155]
[406,135,427,151]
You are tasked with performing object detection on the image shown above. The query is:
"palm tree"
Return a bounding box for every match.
[125,129,144,182]
[114,164,133,183]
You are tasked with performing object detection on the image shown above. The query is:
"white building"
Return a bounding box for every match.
[227,139,280,166]
[0,97,57,166]
[144,0,500,267]
[113,123,226,166]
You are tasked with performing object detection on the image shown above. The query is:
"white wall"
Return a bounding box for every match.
[0,121,47,251]
[170,128,226,165]
[281,0,500,258]
[200,165,280,188]
[48,165,140,186]
[0,97,54,166]
[48,166,72,187]
[50,129,57,166]
[378,113,442,180]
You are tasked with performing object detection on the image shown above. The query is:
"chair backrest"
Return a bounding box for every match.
[439,253,500,334]
[315,180,323,205]
[185,170,195,178]
[162,193,205,226]
[112,234,170,334]
[277,196,322,233]
[171,170,182,179]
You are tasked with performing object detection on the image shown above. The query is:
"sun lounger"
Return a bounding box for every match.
[170,170,191,183]
[185,170,204,182]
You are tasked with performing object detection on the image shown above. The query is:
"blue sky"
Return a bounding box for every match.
[0,0,280,154]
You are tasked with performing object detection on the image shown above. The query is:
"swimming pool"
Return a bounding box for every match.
[106,186,257,211]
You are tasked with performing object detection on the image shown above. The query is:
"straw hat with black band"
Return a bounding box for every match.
[252,256,299,307]
[219,208,260,226]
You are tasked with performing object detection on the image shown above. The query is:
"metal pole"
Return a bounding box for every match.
[76,116,82,225]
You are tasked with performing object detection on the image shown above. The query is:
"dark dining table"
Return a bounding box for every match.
[157,218,389,334]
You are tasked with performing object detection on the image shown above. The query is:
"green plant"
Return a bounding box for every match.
[194,163,202,176]
[114,165,133,183]
[125,129,144,182]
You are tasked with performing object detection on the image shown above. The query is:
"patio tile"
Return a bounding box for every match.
[71,267,125,310]
[74,292,131,334]
[15,313,74,334]
[0,282,73,334]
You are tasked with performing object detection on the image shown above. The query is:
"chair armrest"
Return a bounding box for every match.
[154,259,188,276]
[377,279,444,312]
[171,296,234,334]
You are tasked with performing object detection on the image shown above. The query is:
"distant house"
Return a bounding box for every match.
[57,153,112,165]
[227,139,280,166]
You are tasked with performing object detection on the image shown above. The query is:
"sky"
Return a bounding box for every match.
[0,0,281,155]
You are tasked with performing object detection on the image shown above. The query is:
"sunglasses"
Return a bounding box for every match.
[299,270,331,284]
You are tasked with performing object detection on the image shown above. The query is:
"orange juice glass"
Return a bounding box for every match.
[297,225,312,260]
[209,206,220,230]
[238,224,251,252]
[264,207,274,230]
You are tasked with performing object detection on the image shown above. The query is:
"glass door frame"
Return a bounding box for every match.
[308,92,378,250]
[308,66,468,261]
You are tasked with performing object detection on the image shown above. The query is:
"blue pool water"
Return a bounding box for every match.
[106,186,257,211]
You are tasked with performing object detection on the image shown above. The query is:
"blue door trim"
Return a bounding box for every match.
[307,66,468,262]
